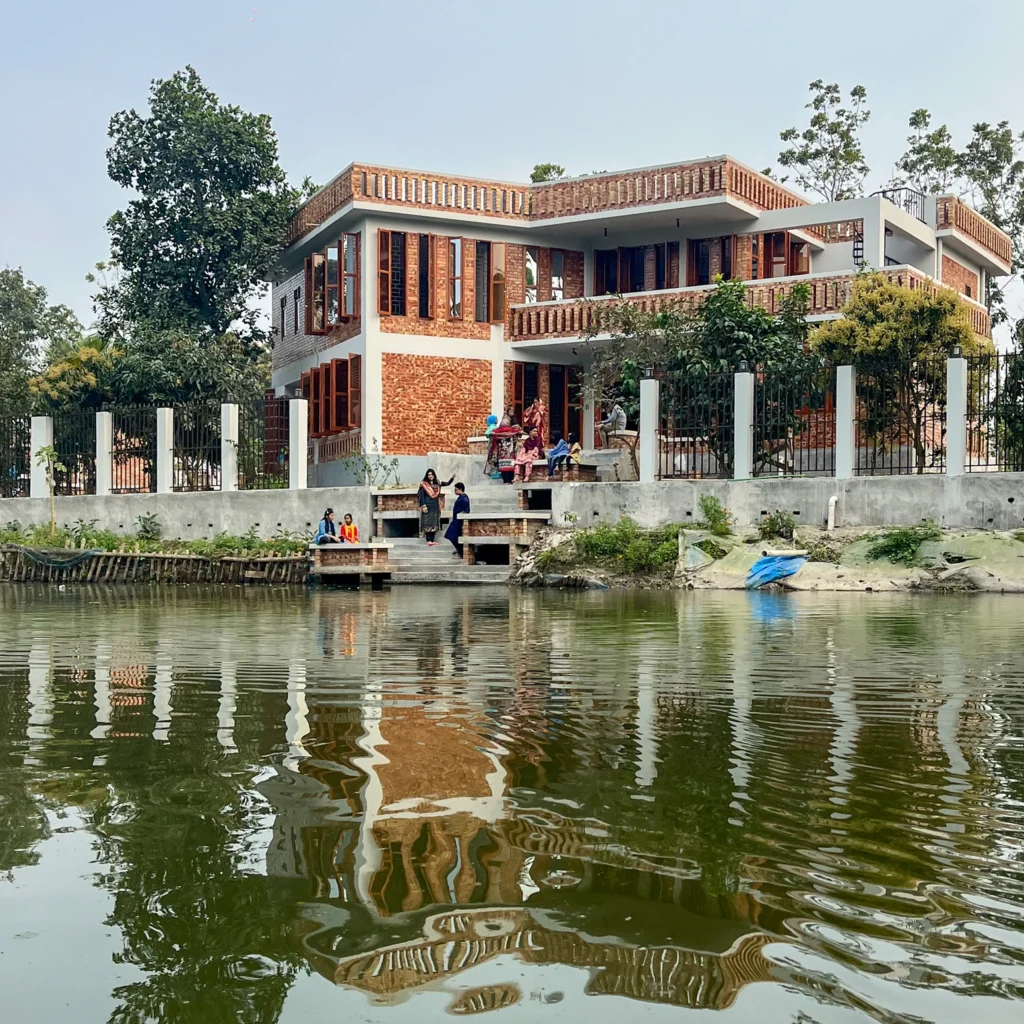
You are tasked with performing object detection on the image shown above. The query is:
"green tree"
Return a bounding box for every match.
[530,163,566,183]
[101,66,297,344]
[0,268,83,416]
[777,80,870,201]
[888,108,960,194]
[810,272,990,473]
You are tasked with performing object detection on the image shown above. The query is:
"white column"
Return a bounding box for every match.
[935,238,944,281]
[733,367,754,480]
[861,198,886,269]
[638,374,660,483]
[155,407,173,495]
[835,365,857,480]
[289,398,308,490]
[30,416,53,499]
[946,352,967,478]
[90,640,112,742]
[220,402,239,492]
[582,389,596,451]
[217,660,238,753]
[95,411,113,497]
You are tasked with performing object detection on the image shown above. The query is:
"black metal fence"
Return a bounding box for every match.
[109,405,157,494]
[52,408,97,496]
[966,353,1024,472]
[0,416,31,498]
[238,398,290,489]
[873,186,926,223]
[753,365,836,477]
[657,370,735,479]
[855,360,947,475]
[173,403,221,491]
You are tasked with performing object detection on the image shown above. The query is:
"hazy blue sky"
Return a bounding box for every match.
[3,0,1024,329]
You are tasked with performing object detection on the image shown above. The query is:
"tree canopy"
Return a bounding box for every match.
[101,66,297,345]
[530,163,566,183]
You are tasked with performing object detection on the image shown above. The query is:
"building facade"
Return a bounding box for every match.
[269,157,1011,477]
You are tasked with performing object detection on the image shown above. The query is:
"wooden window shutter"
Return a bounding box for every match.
[322,360,335,433]
[332,358,349,431]
[378,229,391,315]
[348,354,362,429]
[310,366,322,437]
[304,259,313,334]
[300,371,312,436]
[513,361,525,423]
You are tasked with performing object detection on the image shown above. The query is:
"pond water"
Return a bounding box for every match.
[1,585,1023,1023]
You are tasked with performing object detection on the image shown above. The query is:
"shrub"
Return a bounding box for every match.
[806,540,841,563]
[866,521,942,565]
[1014,530,1024,545]
[135,512,162,541]
[758,509,795,542]
[696,539,726,560]
[697,495,731,537]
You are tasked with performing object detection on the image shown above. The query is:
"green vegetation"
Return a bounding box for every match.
[758,509,795,542]
[697,495,732,537]
[0,517,307,558]
[866,521,942,565]
[1014,530,1024,544]
[806,539,842,563]
[696,539,727,560]
[540,517,681,576]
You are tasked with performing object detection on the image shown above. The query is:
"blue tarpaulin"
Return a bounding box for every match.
[746,554,807,590]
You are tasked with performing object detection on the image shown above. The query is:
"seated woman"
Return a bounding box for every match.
[547,432,582,477]
[513,427,544,483]
[315,508,342,544]
[340,513,359,543]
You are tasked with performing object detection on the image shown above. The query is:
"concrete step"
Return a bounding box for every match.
[390,569,511,585]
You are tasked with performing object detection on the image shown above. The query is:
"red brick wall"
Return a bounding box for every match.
[942,255,980,300]
[537,248,552,303]
[382,353,492,455]
[506,245,526,306]
[503,361,515,413]
[565,251,584,299]
[643,246,657,291]
[734,235,754,281]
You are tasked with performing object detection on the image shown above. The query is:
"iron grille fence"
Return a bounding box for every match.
[52,408,97,495]
[967,353,1024,472]
[0,415,31,498]
[238,397,290,489]
[108,405,157,494]
[657,370,734,479]
[173,403,221,491]
[754,365,836,476]
[855,360,947,475]
[872,186,927,223]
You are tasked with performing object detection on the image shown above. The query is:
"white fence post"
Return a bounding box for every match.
[638,371,660,484]
[946,349,967,478]
[289,399,308,490]
[220,403,239,492]
[95,411,113,496]
[835,364,857,480]
[733,363,754,480]
[155,408,173,495]
[29,416,54,499]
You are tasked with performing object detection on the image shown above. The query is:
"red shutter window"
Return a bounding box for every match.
[418,234,434,318]
[300,371,312,436]
[448,238,463,319]
[378,229,391,315]
[325,243,340,326]
[343,233,360,317]
[348,354,362,429]
[322,360,335,433]
[309,252,326,333]
[332,358,349,431]
[310,366,322,437]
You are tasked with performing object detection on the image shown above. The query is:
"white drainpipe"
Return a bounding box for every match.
[827,495,838,532]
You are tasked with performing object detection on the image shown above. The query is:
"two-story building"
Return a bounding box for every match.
[269,156,1011,482]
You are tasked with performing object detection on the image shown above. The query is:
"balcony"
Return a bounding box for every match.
[506,266,991,343]
[934,195,1013,269]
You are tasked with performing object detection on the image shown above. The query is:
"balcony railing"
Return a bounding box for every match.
[935,195,1013,267]
[507,266,991,342]
[873,187,927,223]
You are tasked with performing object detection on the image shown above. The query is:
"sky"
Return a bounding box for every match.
[3,0,1024,333]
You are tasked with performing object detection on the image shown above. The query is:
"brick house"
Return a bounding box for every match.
[268,157,1010,480]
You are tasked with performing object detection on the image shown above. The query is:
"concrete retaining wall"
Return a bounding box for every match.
[550,474,1024,533]
[2,487,375,542]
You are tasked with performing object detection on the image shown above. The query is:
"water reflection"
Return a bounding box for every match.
[1,586,1023,1022]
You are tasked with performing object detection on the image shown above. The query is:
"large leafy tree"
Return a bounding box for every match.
[775,80,870,201]
[530,163,566,183]
[0,268,83,416]
[810,273,990,473]
[101,66,297,344]
[888,109,960,195]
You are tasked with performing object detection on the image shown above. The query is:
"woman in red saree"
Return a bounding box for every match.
[522,397,548,443]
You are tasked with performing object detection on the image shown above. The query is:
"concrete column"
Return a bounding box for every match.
[30,416,53,499]
[95,411,113,497]
[582,389,596,451]
[638,374,660,483]
[220,402,239,492]
[289,399,308,490]
[835,365,857,480]
[936,238,944,281]
[155,407,173,495]
[861,198,886,269]
[946,353,967,477]
[733,368,754,480]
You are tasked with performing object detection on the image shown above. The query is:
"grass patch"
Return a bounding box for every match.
[805,540,841,563]
[543,517,681,575]
[866,521,942,565]
[696,495,731,537]
[696,539,726,560]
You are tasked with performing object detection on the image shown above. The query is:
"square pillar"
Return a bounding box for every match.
[638,373,660,484]
[220,403,239,492]
[582,389,596,451]
[95,411,113,496]
[289,398,308,490]
[946,352,967,477]
[155,408,173,495]
[733,368,754,480]
[861,197,886,269]
[834,365,857,480]
[30,416,53,499]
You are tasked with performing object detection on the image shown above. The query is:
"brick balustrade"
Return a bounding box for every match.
[507,266,991,342]
[935,196,1013,267]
